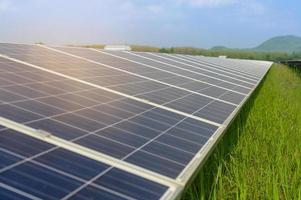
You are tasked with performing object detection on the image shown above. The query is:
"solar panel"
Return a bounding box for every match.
[0,43,272,200]
[0,128,170,200]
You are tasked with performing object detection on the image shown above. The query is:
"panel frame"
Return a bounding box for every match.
[0,117,182,200]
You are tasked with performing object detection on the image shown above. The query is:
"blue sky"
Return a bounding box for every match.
[0,0,300,48]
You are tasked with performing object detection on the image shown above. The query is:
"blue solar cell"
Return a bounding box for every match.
[166,127,208,144]
[125,150,185,178]
[195,101,236,124]
[95,168,168,200]
[75,108,121,125]
[34,148,110,180]
[54,113,107,132]
[95,127,149,148]
[0,104,42,123]
[0,78,13,86]
[75,135,135,159]
[115,121,161,139]
[156,134,203,154]
[129,115,171,131]
[68,185,127,200]
[0,129,54,157]
[0,186,32,200]
[38,96,84,111]
[0,162,82,199]
[13,100,65,116]
[0,150,22,169]
[93,104,134,119]
[28,119,86,140]
[0,89,27,102]
[4,85,47,98]
[142,142,194,165]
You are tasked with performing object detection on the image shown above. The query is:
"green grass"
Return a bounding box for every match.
[182,64,301,200]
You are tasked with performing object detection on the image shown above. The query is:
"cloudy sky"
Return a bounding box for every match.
[0,0,300,48]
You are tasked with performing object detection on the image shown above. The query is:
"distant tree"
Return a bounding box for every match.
[159,48,170,53]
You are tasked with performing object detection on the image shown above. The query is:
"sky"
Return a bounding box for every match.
[0,0,301,48]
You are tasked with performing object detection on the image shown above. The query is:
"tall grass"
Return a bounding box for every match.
[182,64,301,200]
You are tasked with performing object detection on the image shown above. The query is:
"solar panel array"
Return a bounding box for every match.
[0,43,272,200]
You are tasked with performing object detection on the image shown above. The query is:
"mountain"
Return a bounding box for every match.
[210,46,233,51]
[254,35,301,53]
[210,35,301,53]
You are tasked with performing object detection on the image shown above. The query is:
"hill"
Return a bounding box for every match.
[210,35,301,53]
[254,35,301,53]
[210,46,232,51]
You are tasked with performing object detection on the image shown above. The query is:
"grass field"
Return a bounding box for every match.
[182,64,301,200]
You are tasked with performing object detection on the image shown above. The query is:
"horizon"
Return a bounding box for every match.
[1,0,301,48]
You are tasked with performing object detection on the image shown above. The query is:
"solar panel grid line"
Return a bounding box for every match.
[0,142,56,174]
[44,49,245,119]
[163,53,259,83]
[109,51,251,100]
[145,52,256,87]
[93,49,251,95]
[216,59,265,77]
[193,56,268,77]
[192,56,262,80]
[0,58,220,180]
[0,52,255,134]
[110,95,216,176]
[0,79,213,169]
[0,52,262,127]
[0,66,189,105]
[0,148,136,200]
[0,62,218,181]
[176,54,262,81]
[0,69,213,146]
[4,81,218,177]
[160,87,237,182]
[0,83,126,110]
[0,72,67,86]
[154,53,260,85]
[0,94,195,165]
[45,47,234,103]
[41,45,239,107]
[0,64,219,139]
[99,50,251,98]
[1,74,155,93]
[0,117,181,189]
[184,56,263,81]
[0,53,222,127]
[187,55,260,78]
[0,130,173,200]
[1,44,245,114]
[176,61,272,184]
[35,47,245,103]
[177,54,260,81]
[0,182,42,200]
